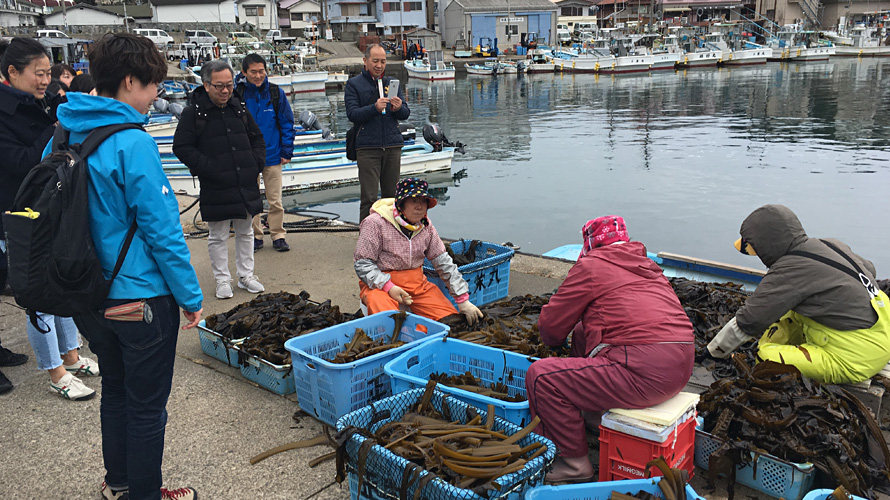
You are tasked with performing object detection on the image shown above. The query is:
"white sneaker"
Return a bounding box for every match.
[216,280,234,299]
[100,481,128,500]
[50,372,96,401]
[238,275,265,294]
[63,355,100,376]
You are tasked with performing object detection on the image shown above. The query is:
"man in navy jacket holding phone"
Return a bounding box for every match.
[345,43,410,221]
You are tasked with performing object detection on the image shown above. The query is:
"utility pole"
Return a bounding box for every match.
[62,0,68,30]
[122,0,129,33]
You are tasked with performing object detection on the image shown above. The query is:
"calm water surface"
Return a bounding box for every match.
[288,58,890,274]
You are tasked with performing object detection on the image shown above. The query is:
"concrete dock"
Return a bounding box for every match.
[0,196,794,499]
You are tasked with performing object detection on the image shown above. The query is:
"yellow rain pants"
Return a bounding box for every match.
[757,290,890,384]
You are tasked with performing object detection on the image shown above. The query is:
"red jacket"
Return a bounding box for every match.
[538,241,693,355]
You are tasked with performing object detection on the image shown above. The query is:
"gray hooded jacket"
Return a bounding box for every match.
[734,204,878,336]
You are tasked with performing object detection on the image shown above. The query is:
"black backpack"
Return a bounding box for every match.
[3,124,140,325]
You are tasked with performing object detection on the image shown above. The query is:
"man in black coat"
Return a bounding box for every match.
[345,43,410,222]
[173,59,267,300]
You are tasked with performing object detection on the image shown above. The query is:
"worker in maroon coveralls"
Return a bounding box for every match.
[525,215,695,483]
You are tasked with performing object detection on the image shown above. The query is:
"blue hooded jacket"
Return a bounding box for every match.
[45,93,203,312]
[236,74,295,166]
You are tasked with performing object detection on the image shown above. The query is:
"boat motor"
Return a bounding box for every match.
[399,122,416,141]
[152,97,184,119]
[422,123,466,154]
[298,110,333,139]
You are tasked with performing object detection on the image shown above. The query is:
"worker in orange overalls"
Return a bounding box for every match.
[353,178,483,324]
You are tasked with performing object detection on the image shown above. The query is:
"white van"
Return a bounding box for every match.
[37,29,70,39]
[134,28,174,47]
[185,30,217,45]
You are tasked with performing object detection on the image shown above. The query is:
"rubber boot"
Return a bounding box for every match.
[546,455,595,483]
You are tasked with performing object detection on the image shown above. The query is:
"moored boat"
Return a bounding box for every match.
[404,50,455,80]
[833,26,890,57]
[465,62,497,75]
[164,144,455,196]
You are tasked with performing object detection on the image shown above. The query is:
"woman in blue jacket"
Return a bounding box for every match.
[44,34,203,500]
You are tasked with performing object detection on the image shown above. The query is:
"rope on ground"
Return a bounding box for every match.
[184,204,361,240]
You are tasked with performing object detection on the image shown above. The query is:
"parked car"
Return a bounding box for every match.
[227,31,259,44]
[134,28,174,47]
[37,29,70,39]
[185,29,217,45]
[265,29,295,46]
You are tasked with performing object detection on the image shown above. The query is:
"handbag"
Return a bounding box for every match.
[346,126,357,161]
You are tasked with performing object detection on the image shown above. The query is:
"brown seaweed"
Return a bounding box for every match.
[335,380,546,497]
[447,240,483,266]
[205,291,360,365]
[429,371,526,403]
[698,357,890,499]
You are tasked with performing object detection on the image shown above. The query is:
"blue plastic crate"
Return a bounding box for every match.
[384,338,533,426]
[337,388,555,500]
[284,311,449,427]
[235,345,295,396]
[694,425,816,500]
[801,490,867,500]
[423,241,514,307]
[196,321,245,367]
[525,477,706,500]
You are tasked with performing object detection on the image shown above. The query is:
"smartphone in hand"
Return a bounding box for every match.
[387,79,400,99]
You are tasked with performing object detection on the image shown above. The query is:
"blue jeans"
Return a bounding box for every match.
[26,313,79,371]
[73,295,180,500]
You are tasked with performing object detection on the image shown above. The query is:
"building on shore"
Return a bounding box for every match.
[440,0,558,50]
[0,0,40,28]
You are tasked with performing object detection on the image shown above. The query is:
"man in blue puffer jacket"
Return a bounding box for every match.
[345,43,410,221]
[236,53,295,252]
[44,33,203,500]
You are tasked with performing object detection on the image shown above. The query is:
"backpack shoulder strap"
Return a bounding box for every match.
[77,123,145,158]
[269,82,281,118]
[51,125,70,152]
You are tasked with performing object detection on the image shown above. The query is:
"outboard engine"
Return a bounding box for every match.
[399,122,416,141]
[422,123,466,154]
[298,109,333,139]
[152,98,184,119]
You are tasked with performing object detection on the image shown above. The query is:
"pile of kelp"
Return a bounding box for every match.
[204,291,360,365]
[438,295,570,358]
[447,240,483,266]
[698,355,890,499]
[668,277,754,377]
[429,371,526,403]
[328,312,407,364]
[335,380,547,496]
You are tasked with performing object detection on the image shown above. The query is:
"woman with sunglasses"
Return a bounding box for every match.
[708,204,890,384]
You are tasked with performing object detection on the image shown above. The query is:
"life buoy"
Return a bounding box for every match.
[696,8,704,17]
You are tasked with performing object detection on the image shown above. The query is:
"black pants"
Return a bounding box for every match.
[357,146,402,222]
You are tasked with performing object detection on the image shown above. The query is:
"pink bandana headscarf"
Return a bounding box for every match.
[580,216,629,257]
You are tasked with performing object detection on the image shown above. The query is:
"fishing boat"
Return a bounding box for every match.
[598,38,653,74]
[526,47,555,73]
[267,74,293,94]
[550,45,611,73]
[465,62,497,75]
[833,26,890,57]
[404,51,456,80]
[159,138,416,164]
[154,127,330,154]
[325,71,349,88]
[543,245,763,291]
[164,144,455,196]
[767,30,833,61]
[496,60,520,74]
[290,71,328,93]
[703,33,772,65]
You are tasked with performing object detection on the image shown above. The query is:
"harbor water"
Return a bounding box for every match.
[289,57,890,274]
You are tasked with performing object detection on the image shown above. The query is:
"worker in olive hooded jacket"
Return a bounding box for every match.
[708,204,890,384]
